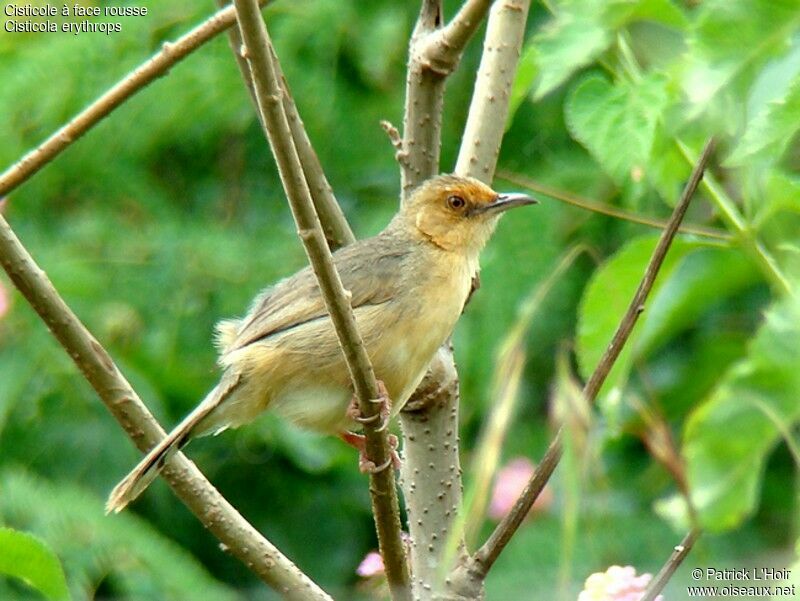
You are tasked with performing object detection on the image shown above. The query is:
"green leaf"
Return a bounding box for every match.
[647,125,691,205]
[684,293,800,531]
[0,528,69,600]
[533,11,610,98]
[727,75,800,165]
[576,235,697,397]
[530,0,685,99]
[635,247,761,358]
[565,73,670,186]
[0,470,239,601]
[618,0,687,29]
[683,0,800,105]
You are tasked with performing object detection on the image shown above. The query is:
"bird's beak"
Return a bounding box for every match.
[472,192,538,215]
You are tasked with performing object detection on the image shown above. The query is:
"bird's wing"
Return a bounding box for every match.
[219,236,410,353]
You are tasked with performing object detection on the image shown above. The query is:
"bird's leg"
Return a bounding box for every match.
[342,381,400,472]
[339,431,400,473]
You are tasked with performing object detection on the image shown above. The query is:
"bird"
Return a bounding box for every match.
[106,174,536,513]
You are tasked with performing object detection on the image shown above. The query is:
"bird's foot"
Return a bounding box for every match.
[339,431,401,474]
[346,380,391,433]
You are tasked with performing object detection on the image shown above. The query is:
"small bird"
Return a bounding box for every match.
[107,174,536,512]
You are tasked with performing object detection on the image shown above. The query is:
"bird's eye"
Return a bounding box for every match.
[447,195,466,210]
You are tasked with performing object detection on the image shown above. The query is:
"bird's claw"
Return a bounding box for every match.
[340,431,401,474]
[348,380,392,433]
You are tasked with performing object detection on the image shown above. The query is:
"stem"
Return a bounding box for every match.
[641,528,702,601]
[399,4,532,599]
[675,140,792,296]
[0,1,269,198]
[461,138,716,584]
[217,0,354,250]
[399,348,464,600]
[0,214,330,601]
[232,1,410,598]
[497,170,731,241]
[455,0,532,181]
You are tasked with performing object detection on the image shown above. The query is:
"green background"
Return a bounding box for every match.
[0,0,798,599]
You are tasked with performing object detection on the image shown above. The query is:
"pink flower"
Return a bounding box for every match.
[488,457,553,520]
[0,280,8,320]
[356,551,384,578]
[578,565,662,601]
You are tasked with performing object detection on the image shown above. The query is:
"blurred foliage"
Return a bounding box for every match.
[0,0,799,599]
[0,526,69,600]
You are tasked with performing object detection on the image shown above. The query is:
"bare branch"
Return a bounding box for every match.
[399,348,465,598]
[455,0,531,181]
[0,1,269,198]
[232,1,410,598]
[398,2,531,598]
[402,0,444,196]
[0,214,330,601]
[216,1,354,250]
[461,137,717,582]
[380,120,410,169]
[641,528,702,601]
[400,57,446,199]
[401,0,497,199]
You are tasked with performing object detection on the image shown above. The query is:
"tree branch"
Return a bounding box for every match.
[399,347,465,598]
[398,3,531,599]
[455,0,531,181]
[641,528,702,601]
[0,1,269,199]
[216,1,355,250]
[231,1,410,598]
[419,0,495,77]
[454,138,717,589]
[400,0,497,199]
[0,214,330,601]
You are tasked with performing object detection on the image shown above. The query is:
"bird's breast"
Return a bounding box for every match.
[368,250,474,407]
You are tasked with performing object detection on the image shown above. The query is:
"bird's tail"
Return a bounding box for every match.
[105,372,241,514]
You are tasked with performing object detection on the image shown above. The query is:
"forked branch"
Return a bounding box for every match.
[400,0,496,199]
[399,3,531,599]
[232,1,410,598]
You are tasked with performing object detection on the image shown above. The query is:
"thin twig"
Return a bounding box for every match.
[0,215,330,601]
[274,55,355,250]
[0,1,269,198]
[454,0,531,181]
[676,140,792,295]
[641,528,702,601]
[497,169,732,241]
[380,120,410,169]
[467,137,717,580]
[232,2,410,599]
[217,0,354,250]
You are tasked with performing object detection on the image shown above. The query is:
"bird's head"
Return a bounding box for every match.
[398,174,537,257]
